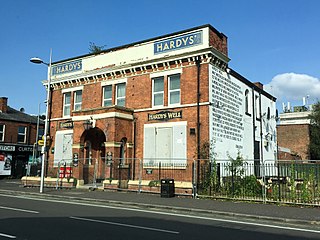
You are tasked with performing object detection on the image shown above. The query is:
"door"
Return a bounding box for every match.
[155,127,172,163]
[83,141,92,184]
[254,141,261,177]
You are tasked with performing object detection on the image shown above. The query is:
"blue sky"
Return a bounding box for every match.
[1,0,319,114]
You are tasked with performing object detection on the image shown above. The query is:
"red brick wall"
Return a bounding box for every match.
[0,119,41,145]
[47,59,212,182]
[131,67,209,162]
[50,90,63,119]
[0,97,8,113]
[126,75,152,109]
[277,124,310,160]
[209,28,228,56]
[83,83,102,109]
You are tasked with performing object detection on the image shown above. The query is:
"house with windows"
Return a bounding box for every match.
[277,104,312,161]
[0,97,44,178]
[41,24,277,186]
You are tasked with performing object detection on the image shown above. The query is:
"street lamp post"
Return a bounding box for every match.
[30,49,52,193]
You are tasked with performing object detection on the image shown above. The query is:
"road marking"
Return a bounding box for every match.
[0,205,39,214]
[5,181,20,184]
[70,216,179,234]
[0,232,16,239]
[1,193,319,235]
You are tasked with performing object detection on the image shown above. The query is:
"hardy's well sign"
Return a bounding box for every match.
[148,110,182,121]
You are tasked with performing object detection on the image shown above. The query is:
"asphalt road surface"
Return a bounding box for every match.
[0,193,319,240]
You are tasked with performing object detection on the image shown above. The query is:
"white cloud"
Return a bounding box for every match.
[264,73,320,106]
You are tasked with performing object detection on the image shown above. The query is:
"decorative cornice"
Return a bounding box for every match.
[45,49,228,91]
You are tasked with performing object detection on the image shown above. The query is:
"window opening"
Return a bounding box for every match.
[103,85,112,107]
[74,90,82,111]
[152,77,164,107]
[116,83,126,107]
[63,92,71,117]
[0,124,4,141]
[168,74,180,105]
[17,126,27,143]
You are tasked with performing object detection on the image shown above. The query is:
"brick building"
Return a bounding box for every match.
[277,108,311,160]
[0,97,44,177]
[39,24,277,185]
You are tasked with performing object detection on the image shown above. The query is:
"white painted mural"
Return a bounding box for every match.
[209,64,277,163]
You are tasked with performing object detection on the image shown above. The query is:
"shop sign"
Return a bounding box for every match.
[0,145,15,152]
[60,120,74,129]
[52,60,82,76]
[0,145,33,152]
[154,31,202,54]
[17,146,33,152]
[148,110,182,121]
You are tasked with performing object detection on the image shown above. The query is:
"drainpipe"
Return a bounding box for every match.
[259,92,264,165]
[259,91,267,203]
[252,87,256,152]
[196,57,201,191]
[196,57,201,160]
[132,116,137,180]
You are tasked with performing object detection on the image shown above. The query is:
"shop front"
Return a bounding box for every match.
[0,144,35,178]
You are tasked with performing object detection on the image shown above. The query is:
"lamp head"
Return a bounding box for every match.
[30,57,44,64]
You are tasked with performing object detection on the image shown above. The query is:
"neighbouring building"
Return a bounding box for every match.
[0,97,44,178]
[277,105,312,161]
[40,24,277,185]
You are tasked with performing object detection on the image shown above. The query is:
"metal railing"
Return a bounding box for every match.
[26,157,320,206]
[197,159,320,206]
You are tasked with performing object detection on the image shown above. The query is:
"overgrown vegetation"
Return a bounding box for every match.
[198,143,320,204]
[199,147,262,198]
[88,42,106,54]
[223,152,262,198]
[309,101,320,159]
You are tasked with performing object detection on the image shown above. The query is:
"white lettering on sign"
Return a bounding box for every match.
[154,31,202,54]
[0,145,15,151]
[52,60,82,76]
[148,111,182,121]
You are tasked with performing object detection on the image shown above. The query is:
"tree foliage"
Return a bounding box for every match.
[309,101,320,159]
[88,42,106,54]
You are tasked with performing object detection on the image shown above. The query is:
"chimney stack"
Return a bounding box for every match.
[0,97,8,113]
[253,82,264,90]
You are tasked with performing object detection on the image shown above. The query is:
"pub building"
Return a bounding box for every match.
[40,24,277,185]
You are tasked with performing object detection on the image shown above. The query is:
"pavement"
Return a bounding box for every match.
[1,179,320,226]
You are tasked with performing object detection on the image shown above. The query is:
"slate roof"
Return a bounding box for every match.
[0,106,43,124]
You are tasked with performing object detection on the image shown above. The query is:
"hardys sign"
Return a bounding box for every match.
[148,110,182,121]
[52,60,82,76]
[59,120,73,129]
[154,31,202,54]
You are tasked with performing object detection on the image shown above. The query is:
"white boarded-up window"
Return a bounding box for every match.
[54,130,73,166]
[155,127,172,160]
[143,122,186,167]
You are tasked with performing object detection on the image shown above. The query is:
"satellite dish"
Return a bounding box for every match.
[20,108,25,113]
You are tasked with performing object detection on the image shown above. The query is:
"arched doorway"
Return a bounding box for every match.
[80,127,106,184]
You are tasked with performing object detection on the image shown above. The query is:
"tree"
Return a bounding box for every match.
[88,42,106,54]
[309,101,320,159]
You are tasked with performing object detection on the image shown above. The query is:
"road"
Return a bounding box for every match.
[0,193,319,240]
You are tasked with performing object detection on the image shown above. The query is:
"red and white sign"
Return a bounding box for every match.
[59,166,72,178]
